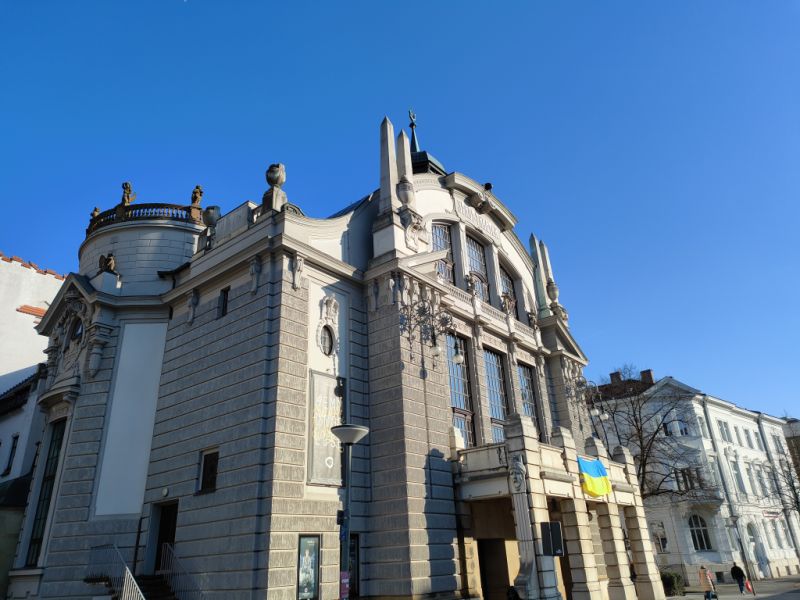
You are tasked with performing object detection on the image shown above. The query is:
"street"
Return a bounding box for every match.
[677,577,800,600]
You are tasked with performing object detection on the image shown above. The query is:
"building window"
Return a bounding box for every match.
[198,449,219,493]
[663,423,673,437]
[698,417,709,438]
[465,236,489,301]
[320,325,334,356]
[772,434,784,454]
[484,349,509,443]
[499,265,516,312]
[754,431,764,451]
[773,522,783,548]
[731,461,746,494]
[677,420,690,436]
[447,334,475,447]
[431,223,454,284]
[545,361,560,428]
[717,420,732,443]
[2,434,19,476]
[217,287,230,318]
[689,515,712,551]
[517,364,541,435]
[745,429,753,449]
[26,420,66,567]
[746,464,756,496]
[734,426,743,446]
[758,468,770,497]
[782,521,795,548]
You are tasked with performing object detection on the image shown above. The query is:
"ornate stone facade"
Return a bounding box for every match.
[6,118,665,600]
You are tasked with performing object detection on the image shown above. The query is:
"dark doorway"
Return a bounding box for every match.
[154,502,178,571]
[477,539,509,600]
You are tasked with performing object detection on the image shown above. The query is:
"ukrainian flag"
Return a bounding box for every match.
[577,457,612,497]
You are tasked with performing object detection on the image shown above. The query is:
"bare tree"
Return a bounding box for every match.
[774,456,800,515]
[596,365,717,501]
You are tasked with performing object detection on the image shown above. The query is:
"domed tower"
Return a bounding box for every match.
[7,183,206,598]
[79,182,205,295]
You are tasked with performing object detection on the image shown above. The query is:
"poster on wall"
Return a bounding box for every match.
[309,371,342,485]
[297,535,320,600]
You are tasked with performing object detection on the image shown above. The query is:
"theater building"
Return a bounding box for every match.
[7,117,665,600]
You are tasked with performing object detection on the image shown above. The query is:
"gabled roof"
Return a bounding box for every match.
[36,273,94,336]
[550,319,588,364]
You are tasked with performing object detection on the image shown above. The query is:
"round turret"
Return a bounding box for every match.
[78,184,205,296]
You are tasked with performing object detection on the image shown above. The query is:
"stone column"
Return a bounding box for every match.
[613,446,665,600]
[551,428,603,600]
[584,438,637,600]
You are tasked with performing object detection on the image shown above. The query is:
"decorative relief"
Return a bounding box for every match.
[315,295,340,363]
[292,253,305,290]
[85,324,113,378]
[449,192,502,246]
[509,453,527,492]
[249,255,262,295]
[186,289,199,324]
[308,371,342,485]
[52,290,91,379]
[399,207,427,251]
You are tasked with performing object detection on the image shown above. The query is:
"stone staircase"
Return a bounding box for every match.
[134,575,178,600]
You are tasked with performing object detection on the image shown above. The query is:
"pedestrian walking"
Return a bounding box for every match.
[731,562,746,594]
[699,566,716,600]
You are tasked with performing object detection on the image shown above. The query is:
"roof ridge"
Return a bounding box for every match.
[0,250,66,280]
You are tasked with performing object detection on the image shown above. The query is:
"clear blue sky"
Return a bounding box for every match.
[2,2,798,416]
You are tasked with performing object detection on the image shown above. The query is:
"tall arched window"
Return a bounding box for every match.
[431,223,454,283]
[689,515,712,551]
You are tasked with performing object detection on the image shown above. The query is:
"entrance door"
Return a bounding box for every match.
[477,539,509,600]
[154,502,178,571]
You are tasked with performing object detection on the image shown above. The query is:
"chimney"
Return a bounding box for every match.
[640,369,655,385]
[610,371,622,384]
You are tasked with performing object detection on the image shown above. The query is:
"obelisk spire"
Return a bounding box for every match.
[409,109,420,153]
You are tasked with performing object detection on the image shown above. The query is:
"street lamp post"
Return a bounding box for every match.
[331,424,369,600]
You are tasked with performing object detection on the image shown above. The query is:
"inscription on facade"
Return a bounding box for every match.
[450,196,502,244]
[308,371,342,485]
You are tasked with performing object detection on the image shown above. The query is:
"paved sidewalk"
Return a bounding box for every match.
[672,576,800,600]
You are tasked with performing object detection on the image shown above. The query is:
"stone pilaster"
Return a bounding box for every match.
[612,446,665,600]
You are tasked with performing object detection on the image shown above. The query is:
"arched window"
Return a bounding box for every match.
[689,515,712,551]
[465,235,489,301]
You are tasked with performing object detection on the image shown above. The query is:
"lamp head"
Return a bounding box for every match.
[331,424,370,445]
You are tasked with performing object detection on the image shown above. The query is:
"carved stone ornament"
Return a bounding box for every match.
[91,206,100,218]
[186,289,199,324]
[501,292,516,315]
[399,208,425,251]
[292,253,305,290]
[121,181,136,206]
[85,324,113,378]
[98,253,117,274]
[316,294,340,359]
[509,453,527,492]
[52,291,91,379]
[263,163,288,212]
[546,277,559,304]
[249,255,262,295]
[191,185,203,206]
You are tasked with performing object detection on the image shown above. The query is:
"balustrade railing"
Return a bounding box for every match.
[86,203,203,236]
[86,544,145,600]
[158,542,205,600]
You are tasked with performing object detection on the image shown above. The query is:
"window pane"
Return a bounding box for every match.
[500,266,516,306]
[26,420,66,567]
[432,224,454,283]
[447,334,474,446]
[466,236,488,300]
[484,350,508,422]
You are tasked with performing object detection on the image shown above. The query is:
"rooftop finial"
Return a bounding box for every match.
[408,108,420,153]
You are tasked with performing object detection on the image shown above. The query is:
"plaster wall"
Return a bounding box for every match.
[0,260,61,392]
[78,222,200,296]
[95,322,167,516]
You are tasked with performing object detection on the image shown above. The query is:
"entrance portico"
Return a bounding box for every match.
[454,414,665,600]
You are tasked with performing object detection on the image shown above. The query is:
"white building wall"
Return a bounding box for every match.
[94,321,168,516]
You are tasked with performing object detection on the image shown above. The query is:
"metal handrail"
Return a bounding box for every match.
[86,544,145,600]
[158,542,205,600]
[86,202,203,236]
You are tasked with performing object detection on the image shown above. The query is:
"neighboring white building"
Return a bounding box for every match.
[597,371,800,585]
[0,254,63,597]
